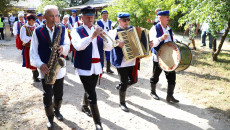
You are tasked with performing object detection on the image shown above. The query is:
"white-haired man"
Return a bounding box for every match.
[30,5,70,128]
[13,13,26,50]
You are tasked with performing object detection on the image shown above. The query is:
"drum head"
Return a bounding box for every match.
[157,42,181,72]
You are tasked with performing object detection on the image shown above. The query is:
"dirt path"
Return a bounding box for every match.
[0,38,229,130]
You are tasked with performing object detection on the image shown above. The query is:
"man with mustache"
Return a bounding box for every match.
[149,10,179,103]
[30,5,70,128]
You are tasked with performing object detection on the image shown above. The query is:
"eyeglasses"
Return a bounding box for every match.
[121,18,130,22]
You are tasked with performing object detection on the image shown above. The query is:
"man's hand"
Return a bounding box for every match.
[160,34,169,41]
[117,41,124,48]
[40,64,49,75]
[92,26,103,39]
[14,35,17,38]
[57,46,63,56]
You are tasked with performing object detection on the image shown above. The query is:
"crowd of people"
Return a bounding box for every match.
[3,5,218,130]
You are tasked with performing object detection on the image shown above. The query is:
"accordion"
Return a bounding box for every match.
[117,27,150,61]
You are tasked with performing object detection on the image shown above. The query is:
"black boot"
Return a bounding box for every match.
[66,55,69,60]
[32,69,40,82]
[89,104,103,130]
[119,90,129,112]
[45,106,54,128]
[53,100,64,121]
[115,84,121,90]
[106,61,114,74]
[82,93,92,117]
[150,84,160,100]
[166,84,179,103]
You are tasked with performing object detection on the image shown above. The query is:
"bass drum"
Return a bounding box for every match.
[157,41,192,72]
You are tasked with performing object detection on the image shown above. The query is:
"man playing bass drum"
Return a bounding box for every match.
[149,10,179,103]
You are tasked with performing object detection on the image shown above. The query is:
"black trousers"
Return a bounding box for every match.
[0,28,4,40]
[41,78,64,108]
[117,66,135,92]
[79,74,99,105]
[150,61,176,85]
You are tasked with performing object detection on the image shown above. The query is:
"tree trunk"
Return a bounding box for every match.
[212,18,230,61]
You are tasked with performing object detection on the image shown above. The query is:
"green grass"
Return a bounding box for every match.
[177,49,230,118]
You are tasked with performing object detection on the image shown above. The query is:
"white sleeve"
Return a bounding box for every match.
[108,29,117,41]
[30,31,44,68]
[61,29,70,56]
[73,22,78,29]
[13,22,18,36]
[69,24,72,30]
[149,25,162,47]
[71,29,93,51]
[103,36,113,51]
[20,26,31,43]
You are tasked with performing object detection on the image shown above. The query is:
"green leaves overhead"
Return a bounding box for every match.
[36,0,68,14]
[104,0,174,29]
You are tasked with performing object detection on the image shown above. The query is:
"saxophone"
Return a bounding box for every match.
[44,24,66,85]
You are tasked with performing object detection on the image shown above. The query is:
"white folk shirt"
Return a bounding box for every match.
[109,28,136,68]
[20,23,36,43]
[37,19,44,26]
[100,19,110,34]
[149,24,173,62]
[70,16,76,25]
[71,24,113,76]
[13,20,26,36]
[30,25,70,79]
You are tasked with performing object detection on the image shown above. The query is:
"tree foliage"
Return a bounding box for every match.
[36,0,68,13]
[0,0,19,15]
[69,0,89,7]
[171,0,230,61]
[104,0,175,29]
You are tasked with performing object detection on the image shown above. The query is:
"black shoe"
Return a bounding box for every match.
[46,115,54,128]
[47,122,53,129]
[192,47,196,50]
[166,95,179,103]
[115,84,121,90]
[150,92,160,100]
[82,106,92,117]
[33,77,40,82]
[200,45,206,47]
[66,55,69,60]
[95,124,103,130]
[106,69,114,74]
[119,103,129,112]
[54,110,63,121]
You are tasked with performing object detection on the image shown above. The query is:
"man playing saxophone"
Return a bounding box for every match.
[30,5,70,128]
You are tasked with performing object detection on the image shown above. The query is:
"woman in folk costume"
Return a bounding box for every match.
[13,13,27,50]
[20,14,40,82]
[62,15,72,60]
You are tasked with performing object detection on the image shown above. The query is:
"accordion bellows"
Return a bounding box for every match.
[117,27,150,61]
